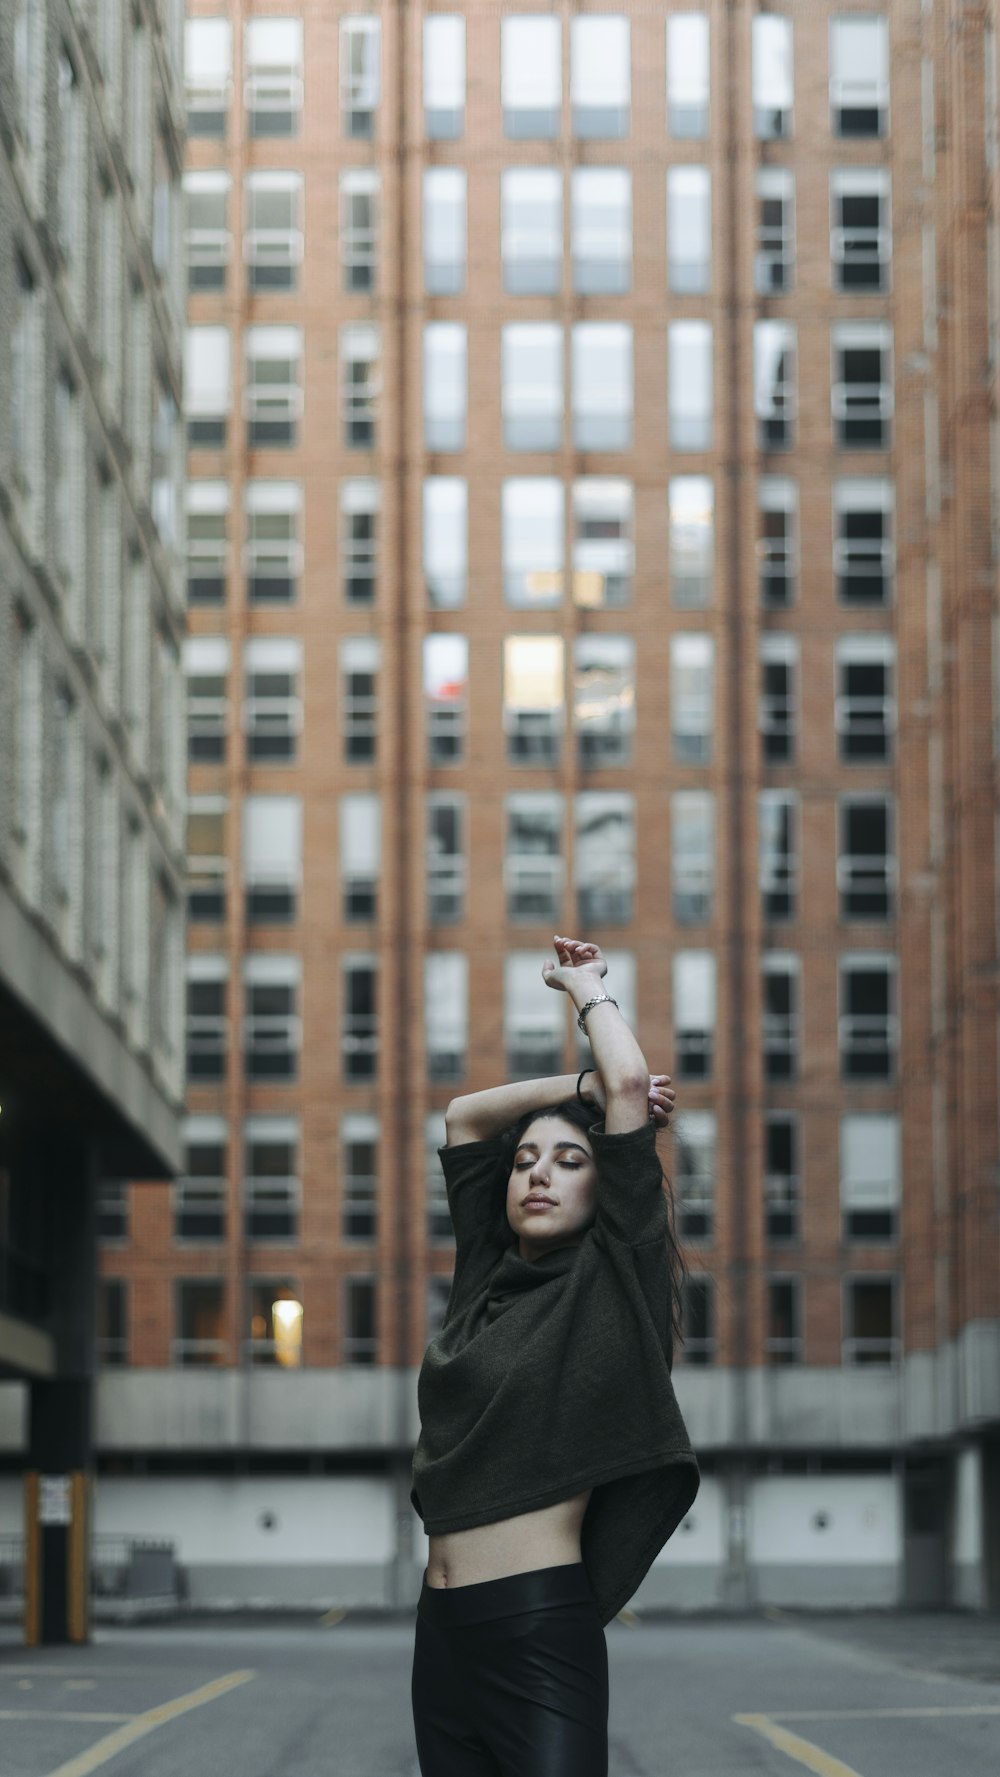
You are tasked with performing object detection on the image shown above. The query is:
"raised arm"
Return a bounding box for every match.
[542,937,650,1134]
[445,1075,586,1146]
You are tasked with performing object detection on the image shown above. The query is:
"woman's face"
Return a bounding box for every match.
[505,1116,598,1261]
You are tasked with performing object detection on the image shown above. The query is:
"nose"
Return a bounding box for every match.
[529,1158,549,1189]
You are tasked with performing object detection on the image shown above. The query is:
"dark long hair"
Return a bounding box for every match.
[494,1098,689,1353]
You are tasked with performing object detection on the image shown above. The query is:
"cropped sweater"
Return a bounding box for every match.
[410,1117,700,1627]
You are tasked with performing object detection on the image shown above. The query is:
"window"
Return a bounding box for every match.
[425,952,468,1080]
[184,171,231,291]
[672,791,715,924]
[245,170,303,291]
[14,614,42,898]
[424,324,467,451]
[95,470,122,701]
[759,636,797,764]
[53,368,85,607]
[186,481,229,606]
[123,559,151,773]
[756,169,795,295]
[502,169,562,295]
[574,635,635,767]
[763,953,800,1082]
[185,955,229,1083]
[245,326,303,449]
[244,1116,300,1242]
[755,321,796,451]
[670,635,714,765]
[838,795,895,920]
[244,954,301,1081]
[245,17,303,138]
[247,1281,301,1366]
[681,1277,716,1365]
[127,280,151,489]
[340,169,379,292]
[243,796,301,925]
[11,256,41,517]
[669,321,713,450]
[184,16,232,136]
[843,1276,898,1366]
[571,170,631,295]
[424,479,467,609]
[502,15,561,138]
[424,634,468,766]
[752,14,793,140]
[174,1280,228,1367]
[342,1113,378,1240]
[502,326,563,451]
[341,15,380,139]
[505,952,564,1077]
[505,794,564,924]
[764,1113,801,1243]
[424,14,465,139]
[841,1114,900,1242]
[344,1277,378,1364]
[759,790,798,921]
[185,325,231,449]
[832,323,893,449]
[343,955,378,1080]
[503,636,564,765]
[571,14,630,138]
[244,639,302,764]
[175,1117,227,1242]
[424,1111,451,1245]
[151,370,182,552]
[674,1111,716,1241]
[572,323,632,450]
[13,0,45,184]
[427,794,466,925]
[424,169,466,295]
[185,637,229,764]
[342,480,380,606]
[341,636,380,763]
[839,956,897,1080]
[575,792,635,926]
[573,479,633,609]
[503,478,563,605]
[670,478,714,608]
[667,13,709,139]
[766,1279,803,1365]
[122,821,150,1043]
[673,951,716,1080]
[834,480,894,605]
[830,14,889,138]
[245,481,303,605]
[831,169,890,293]
[56,48,85,289]
[759,477,798,607]
[340,793,381,920]
[97,1181,129,1243]
[341,323,380,449]
[97,1280,128,1367]
[836,637,895,763]
[186,796,228,923]
[667,167,711,295]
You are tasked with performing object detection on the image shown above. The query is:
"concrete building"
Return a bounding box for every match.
[13,0,997,1614]
[0,0,187,1637]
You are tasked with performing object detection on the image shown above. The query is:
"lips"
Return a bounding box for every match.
[523,1196,556,1208]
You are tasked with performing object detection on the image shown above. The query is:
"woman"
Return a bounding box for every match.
[409,937,701,1777]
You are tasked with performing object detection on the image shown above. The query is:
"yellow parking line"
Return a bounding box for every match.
[0,1712,133,1724]
[734,1713,865,1777]
[41,1670,255,1777]
[769,1705,1000,1720]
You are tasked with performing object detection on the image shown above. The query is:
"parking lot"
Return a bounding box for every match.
[1,1608,998,1777]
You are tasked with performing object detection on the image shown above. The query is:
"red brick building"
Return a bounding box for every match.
[88,0,1000,1611]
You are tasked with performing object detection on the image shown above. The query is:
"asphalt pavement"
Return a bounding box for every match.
[0,1609,997,1777]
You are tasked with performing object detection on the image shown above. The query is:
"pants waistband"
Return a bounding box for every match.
[417,1562,595,1627]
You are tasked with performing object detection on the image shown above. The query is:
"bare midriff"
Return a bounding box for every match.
[425,1489,593,1589]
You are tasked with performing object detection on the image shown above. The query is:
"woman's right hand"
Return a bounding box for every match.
[586,1071,675,1127]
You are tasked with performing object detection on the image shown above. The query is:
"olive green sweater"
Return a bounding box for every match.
[410,1118,700,1627]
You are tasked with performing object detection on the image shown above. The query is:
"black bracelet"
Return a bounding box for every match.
[576,1068,593,1106]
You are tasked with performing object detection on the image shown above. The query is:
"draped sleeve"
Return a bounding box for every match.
[438,1136,513,1320]
[584,1118,675,1373]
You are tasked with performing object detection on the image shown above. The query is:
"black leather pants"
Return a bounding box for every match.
[411,1562,609,1777]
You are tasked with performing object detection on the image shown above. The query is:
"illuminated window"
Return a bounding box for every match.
[503,636,564,766]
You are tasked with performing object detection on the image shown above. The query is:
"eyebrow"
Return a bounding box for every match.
[515,1140,590,1157]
